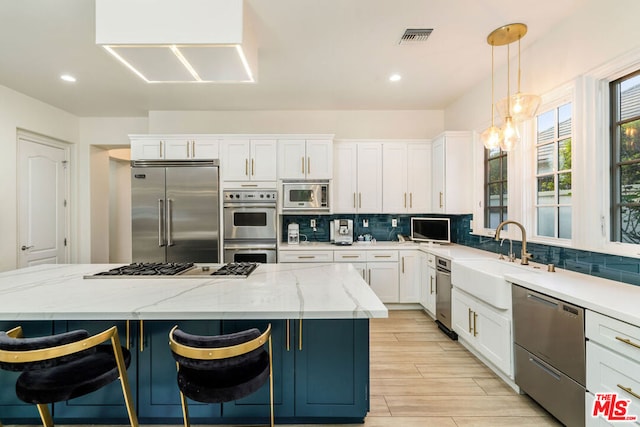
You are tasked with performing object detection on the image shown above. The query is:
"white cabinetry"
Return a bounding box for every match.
[131,136,219,160]
[221,139,277,182]
[366,251,399,303]
[420,253,436,316]
[333,142,382,213]
[431,131,473,214]
[278,250,334,263]
[278,139,332,180]
[452,288,512,376]
[382,142,431,213]
[334,250,368,281]
[585,310,640,426]
[399,250,421,303]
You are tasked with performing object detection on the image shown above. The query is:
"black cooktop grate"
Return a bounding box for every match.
[94,262,195,276]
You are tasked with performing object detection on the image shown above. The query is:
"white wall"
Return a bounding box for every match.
[445,0,640,131]
[148,110,444,139]
[0,85,79,272]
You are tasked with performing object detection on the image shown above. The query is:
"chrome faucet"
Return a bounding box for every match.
[495,220,533,265]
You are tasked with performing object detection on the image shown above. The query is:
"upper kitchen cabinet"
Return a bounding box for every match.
[278,139,333,180]
[130,135,219,160]
[431,131,473,214]
[382,141,431,213]
[221,139,277,182]
[333,141,382,213]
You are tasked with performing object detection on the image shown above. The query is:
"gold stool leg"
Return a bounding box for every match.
[36,403,53,427]
[269,335,274,427]
[179,390,191,427]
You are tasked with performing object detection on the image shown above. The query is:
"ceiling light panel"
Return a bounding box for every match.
[180,46,253,82]
[108,46,196,82]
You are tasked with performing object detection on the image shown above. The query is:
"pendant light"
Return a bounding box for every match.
[480,44,502,149]
[485,23,532,151]
[496,31,541,122]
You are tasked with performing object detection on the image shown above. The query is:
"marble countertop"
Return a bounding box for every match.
[0,263,388,321]
[278,240,640,326]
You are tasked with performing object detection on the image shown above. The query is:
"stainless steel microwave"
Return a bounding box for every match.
[282,181,330,211]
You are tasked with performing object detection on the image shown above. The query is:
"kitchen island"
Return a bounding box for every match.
[0,263,387,424]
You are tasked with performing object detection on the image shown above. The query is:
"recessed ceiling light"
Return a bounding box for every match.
[60,74,77,83]
[389,74,402,82]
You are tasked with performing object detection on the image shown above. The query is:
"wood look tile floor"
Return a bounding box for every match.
[7,310,561,427]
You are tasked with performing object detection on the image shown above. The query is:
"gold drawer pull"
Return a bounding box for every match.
[374,255,391,258]
[618,384,640,400]
[341,255,360,259]
[298,256,315,259]
[616,336,640,350]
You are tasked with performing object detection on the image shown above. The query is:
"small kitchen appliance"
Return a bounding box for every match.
[332,219,353,245]
[287,223,300,244]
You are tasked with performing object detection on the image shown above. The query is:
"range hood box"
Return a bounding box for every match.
[95,0,257,82]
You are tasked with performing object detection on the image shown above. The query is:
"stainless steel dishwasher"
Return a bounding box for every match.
[512,284,585,427]
[435,257,457,340]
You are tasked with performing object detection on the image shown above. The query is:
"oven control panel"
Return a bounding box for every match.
[223,190,277,202]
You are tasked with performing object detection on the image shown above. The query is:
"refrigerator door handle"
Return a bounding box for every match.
[167,198,174,246]
[158,199,165,247]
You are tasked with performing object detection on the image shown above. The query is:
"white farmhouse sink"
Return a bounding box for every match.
[451,258,540,309]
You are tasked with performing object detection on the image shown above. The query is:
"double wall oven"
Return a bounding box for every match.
[223,189,277,263]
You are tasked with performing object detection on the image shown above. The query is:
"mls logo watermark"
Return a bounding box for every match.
[592,392,638,422]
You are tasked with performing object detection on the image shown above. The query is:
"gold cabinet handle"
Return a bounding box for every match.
[616,336,640,350]
[368,269,372,284]
[618,384,640,400]
[341,255,360,259]
[353,192,356,208]
[245,158,249,176]
[252,158,255,176]
[299,319,303,351]
[430,276,434,294]
[374,255,392,258]
[468,308,473,333]
[126,320,130,350]
[191,140,196,158]
[307,157,311,175]
[359,193,362,208]
[286,319,290,351]
[404,193,407,208]
[439,192,443,208]
[160,140,164,158]
[473,312,478,337]
[139,320,144,352]
[402,257,405,273]
[302,157,305,174]
[410,192,413,208]
[298,255,315,259]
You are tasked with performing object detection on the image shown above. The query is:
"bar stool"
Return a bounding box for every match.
[168,324,274,427]
[0,325,138,427]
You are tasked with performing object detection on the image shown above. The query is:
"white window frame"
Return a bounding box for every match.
[531,96,574,243]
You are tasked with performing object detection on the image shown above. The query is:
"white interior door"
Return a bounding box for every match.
[18,137,69,267]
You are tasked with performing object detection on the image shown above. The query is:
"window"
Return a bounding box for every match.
[485,147,507,228]
[611,71,640,243]
[535,102,573,239]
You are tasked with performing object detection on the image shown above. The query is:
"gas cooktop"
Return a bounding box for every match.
[85,262,259,279]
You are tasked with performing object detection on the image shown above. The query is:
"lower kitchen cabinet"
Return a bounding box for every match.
[399,250,421,303]
[367,262,399,303]
[1,318,369,424]
[0,321,53,422]
[295,319,369,419]
[420,253,437,317]
[452,288,512,377]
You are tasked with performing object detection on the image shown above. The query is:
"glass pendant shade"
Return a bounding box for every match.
[481,125,502,149]
[496,92,541,122]
[500,116,520,151]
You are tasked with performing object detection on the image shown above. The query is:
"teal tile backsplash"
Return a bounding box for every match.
[282,213,640,287]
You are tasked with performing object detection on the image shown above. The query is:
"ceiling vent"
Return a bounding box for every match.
[399,28,433,45]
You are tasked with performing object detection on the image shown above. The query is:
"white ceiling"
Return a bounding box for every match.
[0,0,586,117]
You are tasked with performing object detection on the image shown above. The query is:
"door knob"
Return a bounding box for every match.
[21,245,34,251]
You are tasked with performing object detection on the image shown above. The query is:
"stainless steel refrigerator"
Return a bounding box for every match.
[131,160,220,263]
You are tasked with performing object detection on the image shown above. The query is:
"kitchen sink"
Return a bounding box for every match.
[451,258,540,309]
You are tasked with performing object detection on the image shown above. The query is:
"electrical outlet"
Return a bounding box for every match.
[391,218,398,227]
[310,219,316,228]
[363,219,369,227]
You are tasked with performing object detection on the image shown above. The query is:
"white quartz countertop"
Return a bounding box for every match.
[0,263,388,321]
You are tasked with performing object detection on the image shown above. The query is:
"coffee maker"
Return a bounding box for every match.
[332,219,353,245]
[287,223,299,244]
